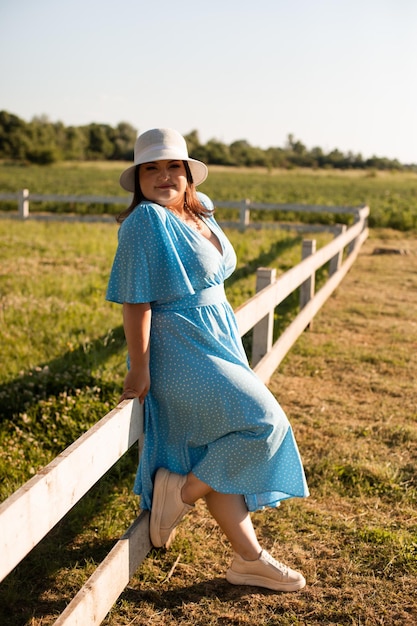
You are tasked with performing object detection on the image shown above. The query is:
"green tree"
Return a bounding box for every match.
[26,115,60,164]
[84,123,114,160]
[112,122,137,160]
[204,139,233,165]
[64,126,88,160]
[0,110,31,160]
[284,134,312,167]
[265,147,289,168]
[310,146,325,168]
[229,140,267,166]
[325,149,349,169]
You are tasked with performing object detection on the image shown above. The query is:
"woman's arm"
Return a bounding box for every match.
[120,302,152,404]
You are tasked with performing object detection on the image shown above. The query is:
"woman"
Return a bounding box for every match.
[107,128,309,592]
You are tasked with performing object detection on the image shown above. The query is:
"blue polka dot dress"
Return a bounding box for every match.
[106,193,309,512]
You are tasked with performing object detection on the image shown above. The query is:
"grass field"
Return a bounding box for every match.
[1,162,417,230]
[0,166,416,623]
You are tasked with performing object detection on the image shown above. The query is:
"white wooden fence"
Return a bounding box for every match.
[0,202,369,624]
[0,188,362,233]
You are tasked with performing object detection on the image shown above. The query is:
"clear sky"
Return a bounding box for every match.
[1,0,416,163]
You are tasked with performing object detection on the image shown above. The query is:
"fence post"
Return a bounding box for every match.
[299,239,316,329]
[348,211,361,255]
[239,198,250,231]
[18,189,30,219]
[252,267,276,367]
[329,224,347,276]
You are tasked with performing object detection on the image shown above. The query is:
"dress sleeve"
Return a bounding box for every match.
[197,191,214,213]
[106,202,195,304]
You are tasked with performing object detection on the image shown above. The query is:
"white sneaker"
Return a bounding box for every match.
[226,550,306,592]
[150,468,193,547]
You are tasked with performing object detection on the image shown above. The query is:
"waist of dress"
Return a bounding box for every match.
[152,284,226,312]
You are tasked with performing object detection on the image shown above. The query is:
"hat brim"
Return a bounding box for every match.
[119,158,208,192]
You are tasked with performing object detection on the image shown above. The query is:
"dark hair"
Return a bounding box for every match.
[116,161,212,224]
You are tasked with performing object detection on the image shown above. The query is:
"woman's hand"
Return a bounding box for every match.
[119,366,150,404]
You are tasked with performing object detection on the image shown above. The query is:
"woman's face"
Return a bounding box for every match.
[139,159,188,211]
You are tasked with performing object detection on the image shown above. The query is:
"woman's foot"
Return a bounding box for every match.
[150,468,193,547]
[226,550,306,592]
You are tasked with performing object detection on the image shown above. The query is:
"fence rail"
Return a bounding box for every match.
[0,201,369,625]
[0,189,362,231]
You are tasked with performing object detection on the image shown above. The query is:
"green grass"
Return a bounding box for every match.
[1,219,325,500]
[1,162,417,229]
[0,214,416,623]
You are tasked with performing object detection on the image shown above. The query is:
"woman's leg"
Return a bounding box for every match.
[181,471,213,503]
[152,470,306,590]
[183,474,305,590]
[182,473,261,559]
[204,491,262,560]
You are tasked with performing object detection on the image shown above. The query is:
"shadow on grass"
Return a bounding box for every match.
[1,566,288,626]
[1,233,305,419]
[226,235,304,362]
[123,578,291,612]
[0,445,139,626]
[0,323,144,625]
[226,235,302,288]
[0,325,126,424]
[226,233,331,361]
[1,231,306,426]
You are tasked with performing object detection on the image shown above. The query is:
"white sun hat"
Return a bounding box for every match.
[119,128,208,192]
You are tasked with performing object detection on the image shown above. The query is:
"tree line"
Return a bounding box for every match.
[0,110,412,171]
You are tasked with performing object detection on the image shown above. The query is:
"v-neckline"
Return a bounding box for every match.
[168,210,224,257]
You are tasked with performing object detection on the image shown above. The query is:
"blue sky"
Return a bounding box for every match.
[1,0,416,163]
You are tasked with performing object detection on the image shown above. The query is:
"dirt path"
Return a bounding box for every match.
[264,229,417,624]
[271,229,417,436]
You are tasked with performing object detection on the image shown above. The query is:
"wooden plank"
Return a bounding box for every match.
[0,193,18,200]
[329,225,347,275]
[0,399,143,582]
[18,189,29,218]
[28,194,129,204]
[1,192,365,216]
[248,202,365,215]
[214,200,244,209]
[27,214,117,223]
[53,511,151,626]
[252,268,276,366]
[299,240,316,311]
[234,214,368,335]
[254,228,368,382]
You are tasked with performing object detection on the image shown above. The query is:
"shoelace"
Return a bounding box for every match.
[261,550,289,575]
